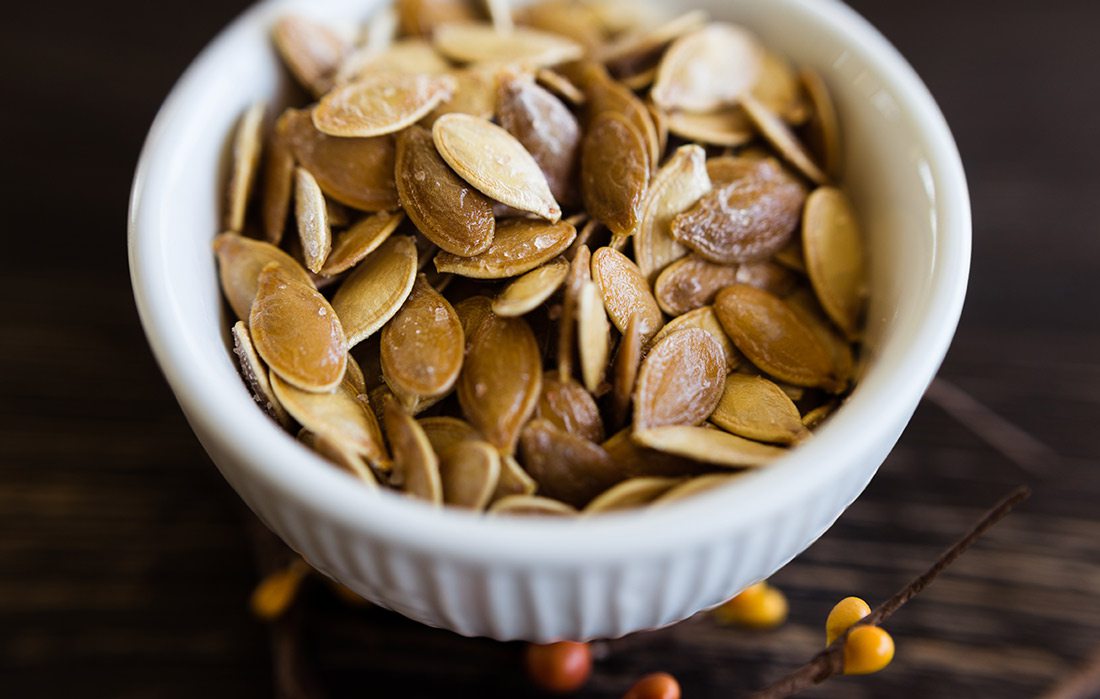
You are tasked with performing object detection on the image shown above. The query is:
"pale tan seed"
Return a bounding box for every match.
[282,109,398,212]
[336,39,451,84]
[785,288,855,387]
[272,15,347,97]
[801,68,843,179]
[344,353,368,395]
[331,235,418,348]
[419,416,480,454]
[750,51,809,124]
[384,397,443,504]
[803,187,866,340]
[735,260,798,298]
[495,454,538,500]
[250,264,347,393]
[610,313,643,430]
[711,374,809,445]
[576,280,611,394]
[312,72,456,137]
[647,101,669,155]
[398,0,478,38]
[635,144,710,282]
[231,320,290,426]
[396,125,496,257]
[651,23,763,112]
[598,9,708,68]
[225,102,265,233]
[294,168,332,274]
[519,420,627,508]
[635,425,787,468]
[498,76,581,206]
[433,22,583,67]
[652,473,745,505]
[556,245,591,381]
[492,257,569,317]
[666,107,754,147]
[321,211,404,276]
[583,68,661,168]
[536,67,585,106]
[584,477,683,514]
[714,284,838,390]
[741,93,828,185]
[453,295,494,341]
[649,306,742,372]
[802,400,838,429]
[272,372,387,465]
[537,371,605,443]
[482,0,513,34]
[261,114,296,244]
[590,247,663,344]
[580,111,650,238]
[425,67,500,124]
[457,313,542,455]
[438,439,500,510]
[434,218,575,279]
[773,238,807,273]
[633,328,725,431]
[299,429,380,487]
[213,233,314,321]
[433,113,561,221]
[654,255,740,317]
[618,65,658,91]
[602,427,709,479]
[381,275,464,406]
[488,495,578,517]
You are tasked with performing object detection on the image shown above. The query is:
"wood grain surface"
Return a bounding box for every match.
[2,1,1099,697]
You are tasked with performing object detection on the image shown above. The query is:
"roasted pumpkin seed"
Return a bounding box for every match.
[634,425,786,468]
[735,260,798,298]
[651,23,763,112]
[299,429,381,487]
[231,320,290,426]
[750,51,809,125]
[652,472,744,504]
[710,374,809,445]
[802,400,838,429]
[635,144,709,281]
[426,66,500,123]
[590,247,663,343]
[666,107,754,148]
[312,72,456,137]
[492,257,569,317]
[383,396,443,504]
[576,280,611,394]
[648,305,742,372]
[271,372,387,465]
[225,103,266,233]
[433,22,583,67]
[261,114,296,244]
[537,371,605,443]
[741,93,828,185]
[381,275,464,406]
[654,254,740,317]
[583,477,683,514]
[610,313,644,430]
[213,233,314,321]
[580,111,650,238]
[801,68,843,179]
[434,218,575,279]
[802,187,866,340]
[498,75,581,206]
[337,38,451,83]
[273,15,347,97]
[519,420,626,508]
[633,328,725,431]
[786,288,855,387]
[397,0,478,37]
[294,168,332,274]
[488,495,578,516]
[536,67,585,106]
[321,210,404,276]
[439,439,500,510]
[331,235,419,347]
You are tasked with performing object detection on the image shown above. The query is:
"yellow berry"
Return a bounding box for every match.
[826,596,872,645]
[249,560,309,620]
[843,625,895,675]
[714,582,788,629]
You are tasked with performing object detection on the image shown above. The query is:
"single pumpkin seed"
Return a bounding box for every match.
[590,247,663,344]
[231,320,290,426]
[773,237,807,273]
[498,75,581,206]
[271,372,387,465]
[344,353,368,395]
[584,68,661,167]
[537,371,605,443]
[294,168,332,274]
[609,313,643,430]
[482,0,514,34]
[735,260,798,297]
[646,101,669,156]
[519,420,627,508]
[801,68,843,180]
[396,125,496,257]
[225,102,266,233]
[602,427,710,479]
[397,0,479,37]
[633,327,725,431]
[457,312,542,455]
[434,218,575,279]
[710,374,809,445]
[337,38,451,83]
[598,9,708,69]
[802,187,866,340]
[488,495,578,516]
[750,51,809,125]
[516,1,604,52]
[383,396,443,504]
[331,235,418,347]
[584,476,684,514]
[261,114,297,244]
[433,113,561,221]
[272,15,347,97]
[666,107,754,147]
[652,473,745,504]
[312,72,456,137]
[381,275,464,406]
[439,439,501,510]
[321,210,404,276]
[785,288,855,388]
[649,305,742,371]
[635,425,786,468]
[250,264,347,393]
[213,233,314,321]
[536,67,585,106]
[495,454,539,500]
[714,284,838,390]
[741,93,828,185]
[453,295,494,341]
[802,400,839,429]
[419,416,480,453]
[425,66,500,123]
[654,254,740,317]
[651,23,763,112]
[576,280,611,394]
[635,144,710,282]
[492,257,569,317]
[433,22,584,67]
[556,245,591,381]
[580,111,650,238]
[299,429,380,487]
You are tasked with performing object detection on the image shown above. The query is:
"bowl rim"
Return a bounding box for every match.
[128,0,971,566]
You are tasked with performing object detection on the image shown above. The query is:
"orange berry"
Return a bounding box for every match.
[250,560,309,620]
[843,625,895,675]
[623,672,681,699]
[825,596,871,645]
[525,641,592,693]
[714,581,788,629]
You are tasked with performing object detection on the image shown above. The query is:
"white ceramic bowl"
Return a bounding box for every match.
[129,0,970,641]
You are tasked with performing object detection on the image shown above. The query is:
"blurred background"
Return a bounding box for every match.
[2,0,1099,697]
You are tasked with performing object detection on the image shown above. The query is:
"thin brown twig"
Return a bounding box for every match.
[750,485,1032,699]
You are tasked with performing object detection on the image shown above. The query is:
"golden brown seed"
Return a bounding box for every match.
[536,67,586,106]
[434,218,575,279]
[633,328,725,431]
[492,257,569,317]
[397,0,478,37]
[649,305,742,372]
[598,9,708,69]
[331,235,419,348]
[272,15,347,97]
[671,157,806,264]
[786,288,855,387]
[438,439,500,510]
[231,320,290,426]
[801,68,843,179]
[294,168,331,274]
[498,76,581,206]
[635,425,787,468]
[602,428,710,480]
[653,472,745,504]
[272,373,387,465]
[773,238,807,273]
[433,113,562,222]
[517,1,603,51]
[419,416,480,453]
[740,93,828,185]
[665,107,754,148]
[583,477,683,514]
[488,495,578,517]
[651,23,763,112]
[299,429,381,487]
[580,111,650,238]
[735,261,798,298]
[537,371,605,443]
[750,51,809,125]
[654,255,740,317]
[711,374,809,445]
[225,102,265,233]
[590,247,663,344]
[380,275,464,405]
[425,67,500,124]
[213,233,314,321]
[395,125,496,257]
[576,281,611,394]
[519,420,627,508]
[337,38,451,83]
[802,400,838,429]
[281,109,398,212]
[457,313,542,455]
[384,397,443,504]
[312,72,456,138]
[249,264,347,393]
[647,100,669,155]
[453,295,494,341]
[261,115,296,244]
[494,454,539,500]
[803,187,866,340]
[610,313,644,430]
[321,211,405,276]
[556,244,590,380]
[635,144,709,282]
[714,284,838,390]
[433,22,584,67]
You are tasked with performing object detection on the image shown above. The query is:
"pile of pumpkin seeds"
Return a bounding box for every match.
[215,0,866,516]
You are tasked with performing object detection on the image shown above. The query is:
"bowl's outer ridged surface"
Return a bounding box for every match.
[130,0,970,641]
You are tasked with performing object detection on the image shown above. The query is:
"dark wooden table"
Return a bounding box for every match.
[4,1,1099,697]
